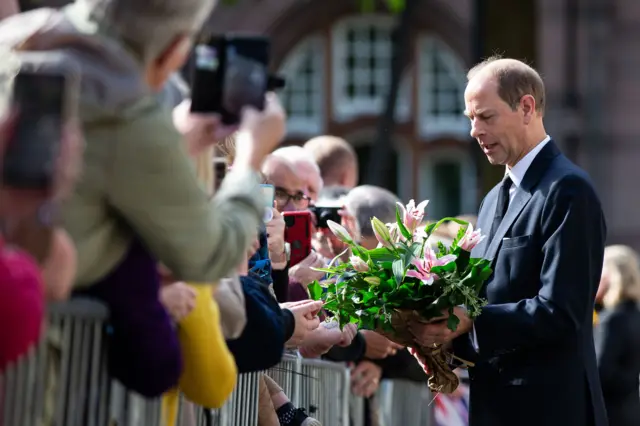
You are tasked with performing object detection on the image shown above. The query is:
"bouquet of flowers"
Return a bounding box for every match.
[308,200,492,394]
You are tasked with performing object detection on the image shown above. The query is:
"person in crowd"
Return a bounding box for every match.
[221,132,334,426]
[594,245,640,426]
[261,155,327,287]
[304,135,358,189]
[410,57,608,426]
[0,0,285,397]
[272,146,323,203]
[334,185,425,426]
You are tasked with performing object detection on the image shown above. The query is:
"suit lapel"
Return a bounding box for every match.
[484,188,532,262]
[482,140,562,263]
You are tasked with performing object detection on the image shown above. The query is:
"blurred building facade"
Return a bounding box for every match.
[206,0,638,250]
[18,0,640,248]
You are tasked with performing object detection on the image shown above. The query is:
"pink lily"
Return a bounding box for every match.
[406,248,457,285]
[397,199,429,234]
[458,223,486,251]
[350,256,369,272]
[386,222,403,243]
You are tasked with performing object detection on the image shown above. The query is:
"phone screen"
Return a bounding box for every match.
[190,36,270,124]
[260,184,275,208]
[2,72,66,190]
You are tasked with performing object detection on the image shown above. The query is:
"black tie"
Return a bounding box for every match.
[489,175,513,242]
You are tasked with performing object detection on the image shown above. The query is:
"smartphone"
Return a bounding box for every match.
[190,34,285,124]
[309,205,342,229]
[282,211,313,267]
[2,70,76,191]
[213,157,227,190]
[260,184,275,208]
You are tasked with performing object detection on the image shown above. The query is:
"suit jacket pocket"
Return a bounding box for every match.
[501,234,531,250]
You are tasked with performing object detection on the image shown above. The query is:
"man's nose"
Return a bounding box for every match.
[282,202,297,213]
[470,122,483,139]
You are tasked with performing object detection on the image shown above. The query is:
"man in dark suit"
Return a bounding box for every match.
[409,57,608,426]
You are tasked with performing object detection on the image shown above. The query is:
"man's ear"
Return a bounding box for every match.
[520,94,536,125]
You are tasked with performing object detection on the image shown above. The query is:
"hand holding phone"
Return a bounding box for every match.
[2,69,79,194]
[190,34,285,125]
[282,211,312,267]
[309,205,342,229]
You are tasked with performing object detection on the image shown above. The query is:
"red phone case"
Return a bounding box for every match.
[282,211,312,267]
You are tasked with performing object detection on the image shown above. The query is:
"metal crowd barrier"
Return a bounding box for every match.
[376,379,434,426]
[267,353,351,425]
[0,299,356,426]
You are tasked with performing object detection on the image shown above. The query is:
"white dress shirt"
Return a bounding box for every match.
[470,135,551,351]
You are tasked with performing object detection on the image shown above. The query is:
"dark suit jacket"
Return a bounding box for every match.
[453,141,608,426]
[595,301,640,426]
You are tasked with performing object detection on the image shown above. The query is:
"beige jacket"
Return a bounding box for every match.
[0,5,263,287]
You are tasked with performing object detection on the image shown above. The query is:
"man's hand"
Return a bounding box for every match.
[159,282,197,322]
[173,99,236,158]
[282,300,323,347]
[299,321,344,358]
[288,250,327,286]
[234,93,286,171]
[312,228,349,261]
[350,361,383,398]
[408,307,473,347]
[339,323,358,347]
[266,208,286,267]
[360,330,404,359]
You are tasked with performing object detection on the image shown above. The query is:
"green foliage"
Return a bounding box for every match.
[309,205,492,332]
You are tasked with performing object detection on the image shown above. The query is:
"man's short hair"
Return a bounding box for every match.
[344,185,400,238]
[303,136,358,183]
[467,56,546,115]
[74,0,215,63]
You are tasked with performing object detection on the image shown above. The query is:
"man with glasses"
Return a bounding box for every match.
[274,187,312,212]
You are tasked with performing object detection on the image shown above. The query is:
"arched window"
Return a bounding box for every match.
[418,148,477,219]
[278,35,325,136]
[416,36,469,139]
[331,15,412,122]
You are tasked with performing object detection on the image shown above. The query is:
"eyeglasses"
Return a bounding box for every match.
[275,187,311,209]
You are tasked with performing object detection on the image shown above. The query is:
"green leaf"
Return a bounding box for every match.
[368,247,398,262]
[447,313,460,331]
[385,0,406,13]
[410,242,423,258]
[395,206,412,240]
[431,261,456,275]
[437,241,448,256]
[308,281,324,301]
[392,258,405,285]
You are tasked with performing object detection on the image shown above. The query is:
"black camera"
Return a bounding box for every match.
[190,34,285,125]
[310,206,342,229]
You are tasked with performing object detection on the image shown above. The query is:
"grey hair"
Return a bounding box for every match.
[344,185,400,238]
[272,146,321,175]
[76,0,216,64]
